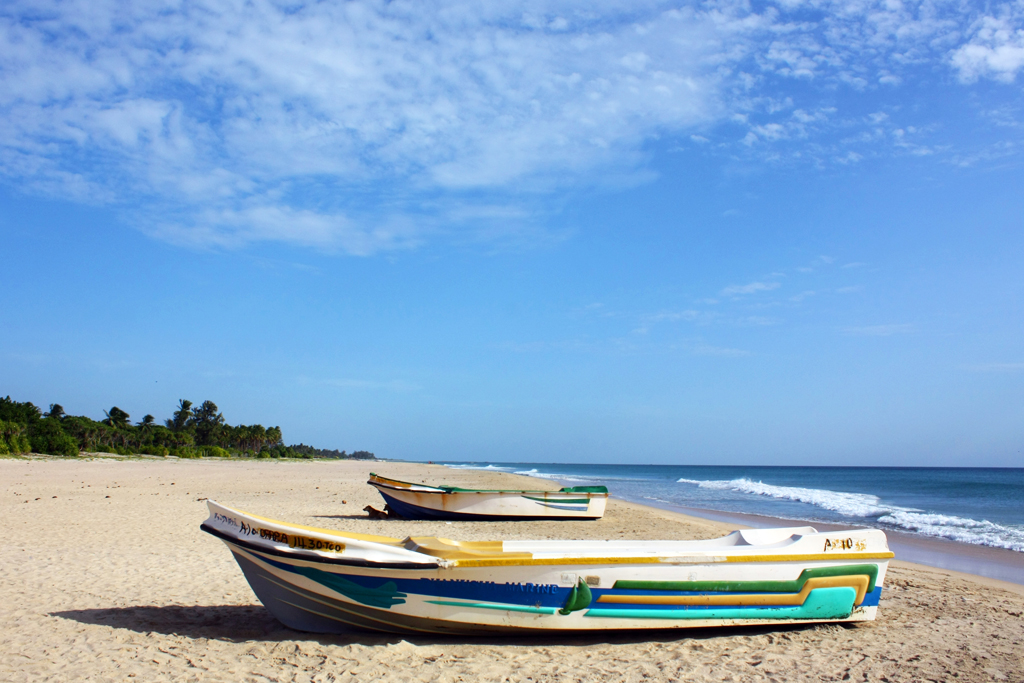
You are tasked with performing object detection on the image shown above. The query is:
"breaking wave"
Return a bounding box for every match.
[676,477,1024,552]
[446,464,515,471]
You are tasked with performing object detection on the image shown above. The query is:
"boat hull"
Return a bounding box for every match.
[368,474,609,520]
[201,502,891,635]
[225,545,881,634]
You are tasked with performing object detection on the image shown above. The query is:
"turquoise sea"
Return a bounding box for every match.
[442,463,1024,553]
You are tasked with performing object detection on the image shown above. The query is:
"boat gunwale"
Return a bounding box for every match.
[204,521,893,569]
[200,523,442,570]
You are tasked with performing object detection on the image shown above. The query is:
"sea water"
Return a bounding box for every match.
[442,463,1024,553]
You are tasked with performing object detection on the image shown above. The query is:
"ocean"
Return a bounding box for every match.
[442,463,1024,553]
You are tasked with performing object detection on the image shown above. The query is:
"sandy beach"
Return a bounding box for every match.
[2,457,1022,682]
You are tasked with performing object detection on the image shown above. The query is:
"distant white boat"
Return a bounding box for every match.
[367,473,609,520]
[201,500,893,635]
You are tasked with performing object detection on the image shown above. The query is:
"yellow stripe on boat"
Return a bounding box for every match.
[403,536,532,560]
[446,552,892,568]
[726,552,895,563]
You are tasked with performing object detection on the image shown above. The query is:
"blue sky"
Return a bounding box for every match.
[2,0,1023,465]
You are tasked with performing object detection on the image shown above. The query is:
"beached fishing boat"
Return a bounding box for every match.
[367,473,610,520]
[201,500,893,634]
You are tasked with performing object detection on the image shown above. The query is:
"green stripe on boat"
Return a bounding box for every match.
[613,564,879,594]
[521,496,590,504]
[585,587,857,620]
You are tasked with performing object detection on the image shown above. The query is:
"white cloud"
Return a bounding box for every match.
[692,344,750,357]
[843,323,914,336]
[650,310,703,322]
[145,204,422,254]
[721,281,782,296]
[738,315,781,326]
[952,15,1024,83]
[319,378,421,392]
[0,0,1019,252]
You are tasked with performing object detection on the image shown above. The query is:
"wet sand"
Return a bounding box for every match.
[1,457,1022,682]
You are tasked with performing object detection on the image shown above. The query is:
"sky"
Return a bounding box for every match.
[1,0,1023,466]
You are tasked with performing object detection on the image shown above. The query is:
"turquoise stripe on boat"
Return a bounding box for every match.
[426,600,558,615]
[531,502,590,510]
[584,587,856,620]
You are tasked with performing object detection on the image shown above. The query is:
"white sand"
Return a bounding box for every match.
[1,457,1022,682]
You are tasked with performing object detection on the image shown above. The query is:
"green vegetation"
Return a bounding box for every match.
[289,445,377,460]
[0,395,377,460]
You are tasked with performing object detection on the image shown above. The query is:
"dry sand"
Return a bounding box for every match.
[1,457,1022,682]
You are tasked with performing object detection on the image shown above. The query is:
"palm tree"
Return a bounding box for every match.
[135,415,156,450]
[192,400,225,446]
[44,404,66,420]
[267,426,283,451]
[103,407,130,429]
[166,400,192,432]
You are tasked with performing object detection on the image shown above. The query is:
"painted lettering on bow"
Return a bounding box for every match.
[213,512,239,528]
[236,520,344,553]
[823,537,867,552]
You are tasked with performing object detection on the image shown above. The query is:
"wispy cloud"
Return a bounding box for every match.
[721,281,782,296]
[649,310,703,323]
[843,324,914,336]
[314,377,421,392]
[1,0,1020,252]
[737,316,781,327]
[691,344,750,357]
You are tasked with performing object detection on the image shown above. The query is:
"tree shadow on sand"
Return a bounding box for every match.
[51,604,842,646]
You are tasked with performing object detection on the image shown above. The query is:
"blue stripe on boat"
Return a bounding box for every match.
[250,549,571,608]
[232,551,535,634]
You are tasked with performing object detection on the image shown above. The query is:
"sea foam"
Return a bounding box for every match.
[676,477,1024,552]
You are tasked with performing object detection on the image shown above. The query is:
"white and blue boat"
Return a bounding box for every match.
[201,500,893,634]
[367,473,610,520]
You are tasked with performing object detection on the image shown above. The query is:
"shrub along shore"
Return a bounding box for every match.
[0,395,375,460]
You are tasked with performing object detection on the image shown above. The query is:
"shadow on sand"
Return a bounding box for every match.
[51,604,840,646]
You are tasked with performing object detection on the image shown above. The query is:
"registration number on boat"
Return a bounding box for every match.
[239,521,345,553]
[287,534,346,553]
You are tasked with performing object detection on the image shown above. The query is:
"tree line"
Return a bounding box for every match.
[0,395,376,460]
